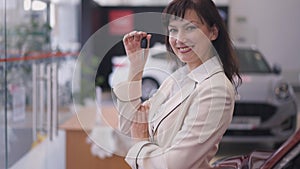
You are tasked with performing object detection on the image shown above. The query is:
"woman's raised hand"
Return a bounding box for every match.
[123,31,151,67]
[123,31,151,81]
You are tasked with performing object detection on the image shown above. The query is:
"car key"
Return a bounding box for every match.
[141,37,148,49]
[141,37,148,59]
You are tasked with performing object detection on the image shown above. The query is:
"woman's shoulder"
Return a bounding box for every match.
[196,72,235,97]
[204,71,233,87]
[159,65,188,85]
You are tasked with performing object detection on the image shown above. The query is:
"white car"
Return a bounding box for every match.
[109,43,298,146]
[225,45,298,146]
[109,43,177,100]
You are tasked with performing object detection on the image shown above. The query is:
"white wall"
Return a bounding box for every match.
[229,0,300,87]
[51,1,81,52]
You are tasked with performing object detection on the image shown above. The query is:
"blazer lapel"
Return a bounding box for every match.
[149,56,224,138]
[151,79,196,134]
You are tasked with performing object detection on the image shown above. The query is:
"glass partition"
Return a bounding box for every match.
[5,0,41,166]
[0,0,7,168]
[0,0,80,168]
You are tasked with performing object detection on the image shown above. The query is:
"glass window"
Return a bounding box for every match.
[0,0,79,168]
[236,48,272,73]
[1,0,7,168]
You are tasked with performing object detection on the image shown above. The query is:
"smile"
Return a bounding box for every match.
[178,47,192,53]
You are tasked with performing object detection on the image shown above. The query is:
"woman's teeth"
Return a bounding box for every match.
[179,47,191,53]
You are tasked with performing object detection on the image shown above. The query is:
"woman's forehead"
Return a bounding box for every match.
[168,10,202,25]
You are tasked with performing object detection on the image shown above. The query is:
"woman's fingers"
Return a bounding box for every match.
[146,34,152,48]
[132,112,149,139]
[131,122,149,140]
[135,104,149,123]
[123,31,148,45]
[130,104,150,140]
[123,31,151,54]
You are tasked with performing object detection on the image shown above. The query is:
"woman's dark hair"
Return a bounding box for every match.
[162,0,242,87]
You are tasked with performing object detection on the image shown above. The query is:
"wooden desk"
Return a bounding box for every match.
[60,105,131,169]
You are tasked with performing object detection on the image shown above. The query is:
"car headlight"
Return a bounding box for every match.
[274,83,291,100]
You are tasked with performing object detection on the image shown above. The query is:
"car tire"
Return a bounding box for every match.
[141,77,160,101]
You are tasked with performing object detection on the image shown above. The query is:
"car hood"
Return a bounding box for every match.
[236,74,281,102]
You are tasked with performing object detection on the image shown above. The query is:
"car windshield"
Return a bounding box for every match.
[236,48,272,73]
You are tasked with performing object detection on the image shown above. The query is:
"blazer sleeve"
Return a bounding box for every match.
[124,76,235,169]
[113,80,143,136]
[113,76,172,136]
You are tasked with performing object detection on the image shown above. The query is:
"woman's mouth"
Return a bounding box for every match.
[178,46,192,53]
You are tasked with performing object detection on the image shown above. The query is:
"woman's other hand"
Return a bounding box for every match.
[131,104,150,142]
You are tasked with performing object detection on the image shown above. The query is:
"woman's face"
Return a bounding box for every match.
[168,9,216,70]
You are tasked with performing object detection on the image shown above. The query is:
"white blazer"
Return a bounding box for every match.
[113,57,235,169]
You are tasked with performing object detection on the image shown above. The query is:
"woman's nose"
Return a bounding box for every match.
[176,31,187,43]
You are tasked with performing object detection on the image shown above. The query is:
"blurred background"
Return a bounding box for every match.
[0,0,299,169]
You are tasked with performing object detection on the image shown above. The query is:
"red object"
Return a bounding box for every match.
[0,52,78,62]
[213,129,300,169]
[108,10,134,35]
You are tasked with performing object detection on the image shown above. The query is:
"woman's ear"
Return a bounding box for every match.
[210,24,219,41]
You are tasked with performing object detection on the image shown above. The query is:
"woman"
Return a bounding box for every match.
[113,0,241,168]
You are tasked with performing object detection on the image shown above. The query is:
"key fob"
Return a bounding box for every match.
[141,37,148,49]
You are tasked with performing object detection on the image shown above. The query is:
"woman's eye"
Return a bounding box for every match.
[186,26,196,31]
[168,28,177,33]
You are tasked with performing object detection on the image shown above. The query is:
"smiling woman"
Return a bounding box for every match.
[112,0,242,168]
[167,10,218,70]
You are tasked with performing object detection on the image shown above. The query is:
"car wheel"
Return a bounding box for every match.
[141,77,159,101]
